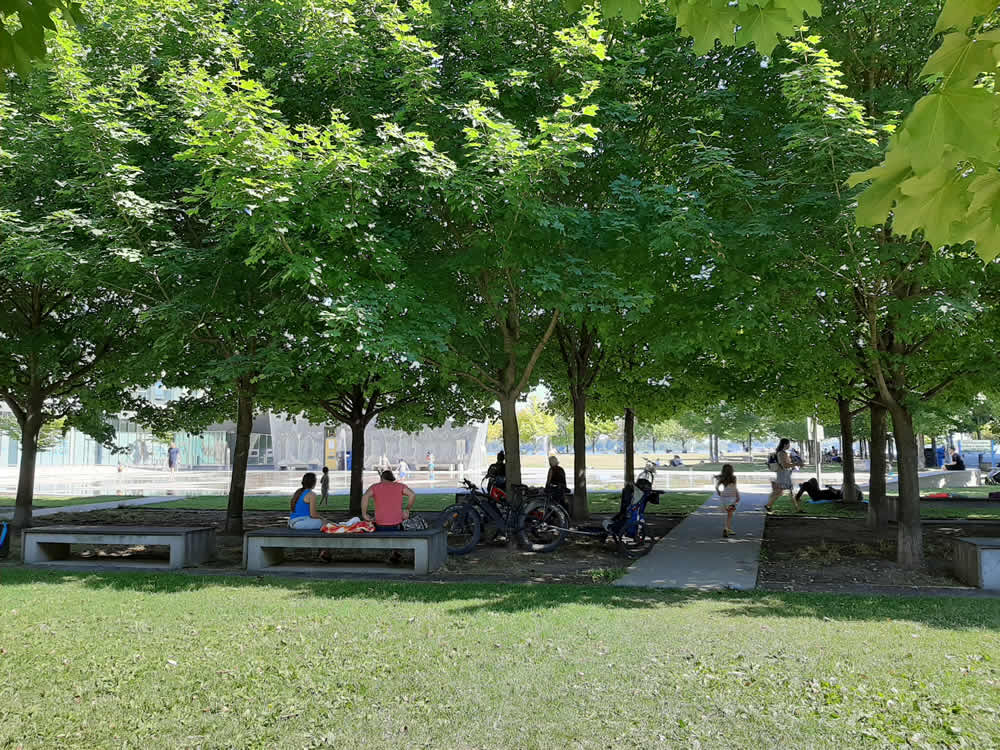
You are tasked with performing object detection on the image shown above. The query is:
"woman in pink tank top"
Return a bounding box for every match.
[361,470,416,530]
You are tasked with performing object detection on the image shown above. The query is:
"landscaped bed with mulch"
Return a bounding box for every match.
[759,515,1000,594]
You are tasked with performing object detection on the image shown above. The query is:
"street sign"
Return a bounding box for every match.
[960,439,993,453]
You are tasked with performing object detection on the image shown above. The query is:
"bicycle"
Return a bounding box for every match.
[439,478,570,555]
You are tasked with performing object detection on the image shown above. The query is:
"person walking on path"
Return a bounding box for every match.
[715,464,741,537]
[319,466,330,507]
[167,442,180,473]
[361,470,416,531]
[765,438,802,513]
[426,451,435,481]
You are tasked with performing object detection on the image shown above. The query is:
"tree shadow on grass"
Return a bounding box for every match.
[3,567,1000,627]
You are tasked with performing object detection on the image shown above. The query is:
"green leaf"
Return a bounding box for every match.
[934,0,998,34]
[904,88,1000,171]
[893,162,970,247]
[921,31,1000,87]
[967,169,1000,226]
[734,3,792,54]
[850,140,913,227]
[961,212,1000,262]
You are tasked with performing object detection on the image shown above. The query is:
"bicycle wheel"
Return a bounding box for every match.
[516,501,569,553]
[439,503,482,555]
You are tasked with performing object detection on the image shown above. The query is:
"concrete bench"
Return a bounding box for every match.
[953,538,1000,590]
[244,527,447,576]
[22,525,216,570]
[884,469,981,492]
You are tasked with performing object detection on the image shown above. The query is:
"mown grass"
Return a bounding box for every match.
[0,495,139,508]
[150,491,712,516]
[0,570,997,749]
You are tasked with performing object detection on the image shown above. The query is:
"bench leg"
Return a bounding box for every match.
[24,539,70,564]
[983,549,1000,590]
[247,543,284,570]
[167,540,186,570]
[185,530,216,566]
[412,543,430,575]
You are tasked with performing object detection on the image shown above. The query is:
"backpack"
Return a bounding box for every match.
[0,521,9,560]
[766,452,779,471]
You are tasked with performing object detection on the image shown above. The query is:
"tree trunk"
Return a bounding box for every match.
[12,413,43,529]
[867,403,889,532]
[889,404,923,569]
[225,388,254,536]
[837,396,857,505]
[930,435,937,467]
[651,436,656,453]
[624,408,635,484]
[571,393,589,520]
[499,395,522,490]
[349,418,367,516]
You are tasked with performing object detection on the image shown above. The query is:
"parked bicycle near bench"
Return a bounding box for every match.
[439,478,569,555]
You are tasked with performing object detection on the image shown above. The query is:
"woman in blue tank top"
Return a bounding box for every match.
[288,472,326,530]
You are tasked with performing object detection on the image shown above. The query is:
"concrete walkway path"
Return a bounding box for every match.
[615,491,770,591]
[0,495,181,520]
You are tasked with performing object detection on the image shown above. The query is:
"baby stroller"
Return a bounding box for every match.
[602,477,660,557]
[985,467,1000,486]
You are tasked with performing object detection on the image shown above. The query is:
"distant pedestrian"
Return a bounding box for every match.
[426,451,435,481]
[765,438,802,514]
[319,466,330,506]
[397,458,409,481]
[167,442,180,473]
[715,464,740,537]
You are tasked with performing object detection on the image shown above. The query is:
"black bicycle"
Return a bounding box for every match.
[439,478,570,555]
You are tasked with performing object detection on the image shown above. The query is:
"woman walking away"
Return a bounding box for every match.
[715,464,740,537]
[765,438,802,514]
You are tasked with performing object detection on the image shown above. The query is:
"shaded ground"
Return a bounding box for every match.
[760,516,1000,594]
[4,507,683,584]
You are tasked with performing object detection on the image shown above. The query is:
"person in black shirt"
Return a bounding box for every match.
[546,454,569,511]
[486,450,507,491]
[945,450,965,471]
[546,454,567,490]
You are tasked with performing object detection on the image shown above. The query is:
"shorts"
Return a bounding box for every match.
[288,516,324,530]
[375,523,401,532]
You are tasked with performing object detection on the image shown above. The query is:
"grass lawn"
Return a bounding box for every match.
[1,570,997,748]
[150,491,712,515]
[0,495,139,508]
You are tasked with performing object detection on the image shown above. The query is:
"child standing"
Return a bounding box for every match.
[319,466,330,507]
[715,464,740,538]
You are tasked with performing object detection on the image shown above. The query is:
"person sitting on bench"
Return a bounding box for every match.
[288,472,328,530]
[361,470,416,531]
[945,450,965,471]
